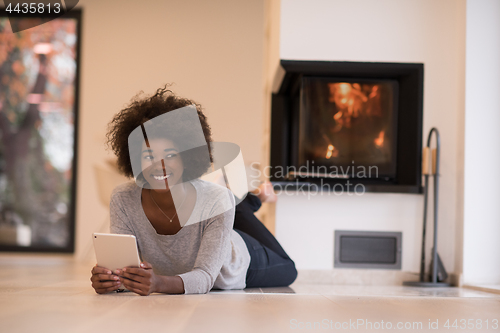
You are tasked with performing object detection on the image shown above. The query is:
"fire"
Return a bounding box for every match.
[374,130,385,147]
[328,82,383,132]
[325,144,338,159]
[326,145,334,159]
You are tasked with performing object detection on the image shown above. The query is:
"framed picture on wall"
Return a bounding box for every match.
[0,9,82,252]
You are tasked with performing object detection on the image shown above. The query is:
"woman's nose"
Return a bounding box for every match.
[151,158,173,170]
[151,159,164,167]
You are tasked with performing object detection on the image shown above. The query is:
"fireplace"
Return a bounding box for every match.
[270,60,424,193]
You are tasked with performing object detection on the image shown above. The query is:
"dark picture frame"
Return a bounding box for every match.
[0,9,82,252]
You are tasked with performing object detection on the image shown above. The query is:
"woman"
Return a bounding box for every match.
[90,87,297,295]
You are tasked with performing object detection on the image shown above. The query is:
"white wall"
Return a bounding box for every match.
[463,0,500,285]
[274,0,466,274]
[74,0,266,261]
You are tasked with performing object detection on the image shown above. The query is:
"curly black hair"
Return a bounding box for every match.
[106,85,213,182]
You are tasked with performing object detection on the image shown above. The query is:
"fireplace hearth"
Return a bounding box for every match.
[270,60,424,193]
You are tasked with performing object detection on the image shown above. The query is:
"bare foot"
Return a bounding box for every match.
[252,181,277,203]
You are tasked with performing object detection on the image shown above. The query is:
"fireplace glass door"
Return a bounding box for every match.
[298,77,399,180]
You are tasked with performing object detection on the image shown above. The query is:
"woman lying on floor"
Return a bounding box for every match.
[90,87,297,295]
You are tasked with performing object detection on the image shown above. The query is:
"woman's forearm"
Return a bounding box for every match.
[155,275,185,294]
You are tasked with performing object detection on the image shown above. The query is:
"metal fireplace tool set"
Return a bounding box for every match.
[404,127,449,287]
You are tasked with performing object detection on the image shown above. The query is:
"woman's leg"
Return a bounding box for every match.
[234,193,291,260]
[235,229,297,288]
[234,193,297,288]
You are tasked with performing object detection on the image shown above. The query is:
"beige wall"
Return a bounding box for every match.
[74,0,266,261]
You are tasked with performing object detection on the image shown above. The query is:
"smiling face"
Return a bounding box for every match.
[140,137,184,191]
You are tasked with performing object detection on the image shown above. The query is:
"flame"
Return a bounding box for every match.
[327,82,383,132]
[374,130,385,147]
[325,144,339,159]
[326,145,333,159]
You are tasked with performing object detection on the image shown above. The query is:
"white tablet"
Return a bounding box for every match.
[93,233,141,272]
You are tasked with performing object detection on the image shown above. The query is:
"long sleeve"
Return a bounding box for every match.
[109,192,134,236]
[177,205,235,294]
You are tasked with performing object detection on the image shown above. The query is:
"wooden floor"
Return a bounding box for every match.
[1,254,499,333]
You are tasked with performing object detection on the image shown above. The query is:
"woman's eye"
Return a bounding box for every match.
[143,155,154,160]
[165,153,177,159]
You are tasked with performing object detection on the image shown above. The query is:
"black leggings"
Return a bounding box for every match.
[233,194,297,288]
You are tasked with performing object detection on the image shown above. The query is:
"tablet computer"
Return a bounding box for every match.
[93,233,141,290]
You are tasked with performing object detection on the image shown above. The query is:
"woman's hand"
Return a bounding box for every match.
[115,262,160,296]
[90,265,122,294]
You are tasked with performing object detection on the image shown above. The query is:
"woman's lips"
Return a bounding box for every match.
[152,173,172,181]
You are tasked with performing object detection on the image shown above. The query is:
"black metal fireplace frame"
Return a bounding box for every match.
[270,60,424,194]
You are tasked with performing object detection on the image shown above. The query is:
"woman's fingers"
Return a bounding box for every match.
[91,272,119,283]
[112,265,154,296]
[91,265,119,281]
[127,267,152,277]
[92,265,112,275]
[127,286,147,296]
[118,267,149,277]
[91,264,122,294]
[94,280,121,289]
[92,279,122,294]
[91,264,154,296]
[96,274,119,282]
[121,279,149,296]
[121,278,138,289]
[132,289,145,296]
[100,273,120,281]
[140,261,153,269]
[119,270,148,284]
[116,267,151,279]
[122,278,143,293]
[95,284,121,294]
